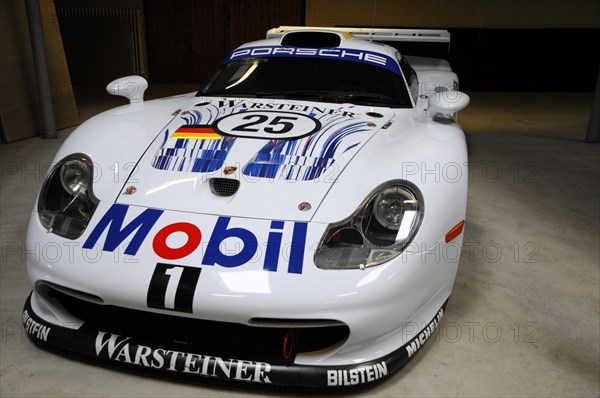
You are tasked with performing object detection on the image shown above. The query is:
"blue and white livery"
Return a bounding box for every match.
[23,26,469,388]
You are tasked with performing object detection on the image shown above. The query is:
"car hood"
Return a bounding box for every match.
[116,97,394,222]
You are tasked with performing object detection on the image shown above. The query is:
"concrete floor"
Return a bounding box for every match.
[1,88,599,397]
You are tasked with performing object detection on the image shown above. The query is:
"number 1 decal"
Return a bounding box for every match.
[147,263,202,313]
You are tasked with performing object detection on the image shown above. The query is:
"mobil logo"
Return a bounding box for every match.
[83,204,307,274]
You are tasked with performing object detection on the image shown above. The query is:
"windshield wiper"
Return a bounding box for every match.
[321,93,401,106]
[198,90,326,100]
[199,91,257,98]
[201,90,401,107]
[259,91,401,106]
[255,90,328,99]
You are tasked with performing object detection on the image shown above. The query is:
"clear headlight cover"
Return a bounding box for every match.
[315,181,423,269]
[37,154,98,239]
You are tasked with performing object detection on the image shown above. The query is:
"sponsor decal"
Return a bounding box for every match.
[406,307,444,358]
[225,46,402,76]
[22,309,50,342]
[83,204,307,274]
[327,361,388,386]
[216,100,356,118]
[95,332,272,383]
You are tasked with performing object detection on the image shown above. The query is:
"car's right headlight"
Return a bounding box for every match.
[37,154,98,239]
[315,181,423,269]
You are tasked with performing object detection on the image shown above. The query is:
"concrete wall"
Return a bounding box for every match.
[0,0,79,143]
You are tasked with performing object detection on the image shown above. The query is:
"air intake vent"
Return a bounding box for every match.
[281,32,341,48]
[209,178,240,197]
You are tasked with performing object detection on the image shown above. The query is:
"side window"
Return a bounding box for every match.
[398,54,419,103]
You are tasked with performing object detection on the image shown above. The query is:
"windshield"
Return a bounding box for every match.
[200,57,413,108]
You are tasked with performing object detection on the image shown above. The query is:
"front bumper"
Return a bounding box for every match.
[23,292,446,388]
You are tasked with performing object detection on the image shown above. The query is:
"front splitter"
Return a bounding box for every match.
[23,293,446,388]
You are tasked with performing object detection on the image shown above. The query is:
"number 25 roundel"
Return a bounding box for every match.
[214,111,322,140]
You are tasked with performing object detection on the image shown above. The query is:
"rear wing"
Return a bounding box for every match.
[266,26,450,44]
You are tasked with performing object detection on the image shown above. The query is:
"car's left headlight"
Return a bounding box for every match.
[315,181,423,269]
[37,154,98,239]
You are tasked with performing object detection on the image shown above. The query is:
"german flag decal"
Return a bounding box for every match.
[170,125,221,140]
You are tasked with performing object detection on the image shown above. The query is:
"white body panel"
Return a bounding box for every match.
[26,98,467,365]
[24,26,468,386]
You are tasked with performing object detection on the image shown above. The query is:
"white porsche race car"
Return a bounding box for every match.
[23,26,469,388]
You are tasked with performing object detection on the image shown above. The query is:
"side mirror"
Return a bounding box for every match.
[428,91,470,114]
[106,75,148,105]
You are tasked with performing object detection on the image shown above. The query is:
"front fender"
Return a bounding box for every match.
[313,111,468,252]
[50,94,195,201]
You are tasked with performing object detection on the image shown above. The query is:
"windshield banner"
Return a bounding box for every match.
[224,46,402,76]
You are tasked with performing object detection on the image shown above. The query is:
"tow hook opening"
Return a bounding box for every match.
[283,330,296,363]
